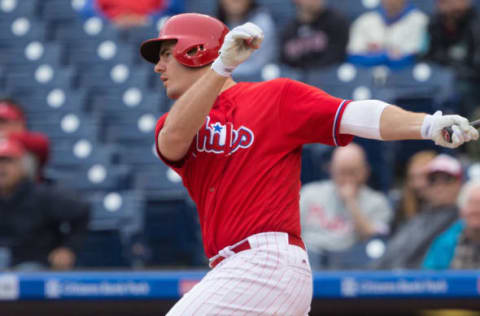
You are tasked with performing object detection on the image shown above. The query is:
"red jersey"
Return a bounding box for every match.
[154,78,353,258]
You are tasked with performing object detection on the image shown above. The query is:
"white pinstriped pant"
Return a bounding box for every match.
[167,232,313,315]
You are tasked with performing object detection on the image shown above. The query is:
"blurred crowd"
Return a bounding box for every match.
[1,0,480,271]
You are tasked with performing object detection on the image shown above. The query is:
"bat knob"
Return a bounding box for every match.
[442,126,453,143]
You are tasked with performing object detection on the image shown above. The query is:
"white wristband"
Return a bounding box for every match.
[211,58,234,77]
[421,114,434,139]
[339,100,389,140]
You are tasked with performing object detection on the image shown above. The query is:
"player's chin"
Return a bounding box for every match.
[166,88,181,100]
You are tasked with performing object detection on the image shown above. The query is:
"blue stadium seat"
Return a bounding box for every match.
[185,0,216,15]
[48,139,118,170]
[67,39,135,68]
[89,190,144,236]
[53,18,122,43]
[28,111,100,142]
[257,0,295,29]
[306,63,374,94]
[411,0,435,15]
[12,87,87,114]
[77,230,129,267]
[1,42,64,73]
[134,163,187,199]
[144,197,204,266]
[79,191,145,267]
[301,144,332,184]
[0,0,38,21]
[48,163,133,192]
[4,65,75,94]
[90,88,165,118]
[326,0,379,19]
[104,111,162,144]
[380,63,456,109]
[76,62,150,93]
[38,0,81,23]
[354,138,394,194]
[0,18,46,46]
[119,143,159,169]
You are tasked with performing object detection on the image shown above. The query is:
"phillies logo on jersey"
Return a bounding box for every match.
[196,116,254,155]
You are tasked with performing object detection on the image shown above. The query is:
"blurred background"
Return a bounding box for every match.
[1,0,480,315]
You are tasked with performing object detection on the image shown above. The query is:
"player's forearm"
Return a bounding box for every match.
[159,69,228,156]
[379,105,425,140]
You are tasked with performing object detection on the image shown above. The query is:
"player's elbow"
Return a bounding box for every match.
[157,130,191,162]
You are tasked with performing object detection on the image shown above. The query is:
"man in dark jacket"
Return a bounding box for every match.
[424,0,480,116]
[280,0,349,69]
[0,137,90,270]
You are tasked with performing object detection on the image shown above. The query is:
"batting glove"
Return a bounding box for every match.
[421,111,479,148]
[211,22,264,77]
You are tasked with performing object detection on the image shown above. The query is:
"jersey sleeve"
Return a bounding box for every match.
[154,113,191,175]
[278,79,354,147]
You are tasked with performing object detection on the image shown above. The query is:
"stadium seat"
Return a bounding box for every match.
[4,64,75,94]
[0,0,38,21]
[49,163,133,192]
[76,62,150,94]
[38,0,82,23]
[354,138,394,194]
[77,230,129,267]
[88,190,144,236]
[185,0,217,16]
[53,17,122,43]
[0,42,63,71]
[379,63,456,109]
[134,163,187,200]
[119,143,159,169]
[28,111,100,141]
[104,111,162,144]
[89,86,164,116]
[67,39,135,69]
[144,197,204,266]
[306,63,374,96]
[48,139,118,170]
[12,86,87,115]
[326,0,379,19]
[0,17,47,46]
[257,0,295,29]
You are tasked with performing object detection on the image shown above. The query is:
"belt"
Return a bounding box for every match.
[209,234,305,269]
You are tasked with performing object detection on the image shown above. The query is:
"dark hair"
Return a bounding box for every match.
[217,0,258,24]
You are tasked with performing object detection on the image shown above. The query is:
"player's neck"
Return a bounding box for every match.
[220,78,237,94]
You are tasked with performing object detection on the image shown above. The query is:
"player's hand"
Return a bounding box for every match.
[211,22,264,77]
[423,111,479,148]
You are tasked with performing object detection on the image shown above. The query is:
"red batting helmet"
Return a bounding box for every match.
[140,13,229,67]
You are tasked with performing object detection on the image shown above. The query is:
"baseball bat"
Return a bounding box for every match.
[442,119,480,143]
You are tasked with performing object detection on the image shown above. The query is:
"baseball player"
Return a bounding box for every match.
[139,13,478,315]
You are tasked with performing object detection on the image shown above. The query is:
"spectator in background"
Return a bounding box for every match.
[0,99,49,182]
[217,0,276,77]
[372,154,462,269]
[78,0,184,28]
[423,179,480,269]
[424,0,480,117]
[390,150,437,233]
[279,0,349,69]
[300,143,393,269]
[347,0,428,69]
[0,137,90,270]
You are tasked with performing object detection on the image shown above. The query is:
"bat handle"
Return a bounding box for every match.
[442,126,454,143]
[442,119,480,143]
